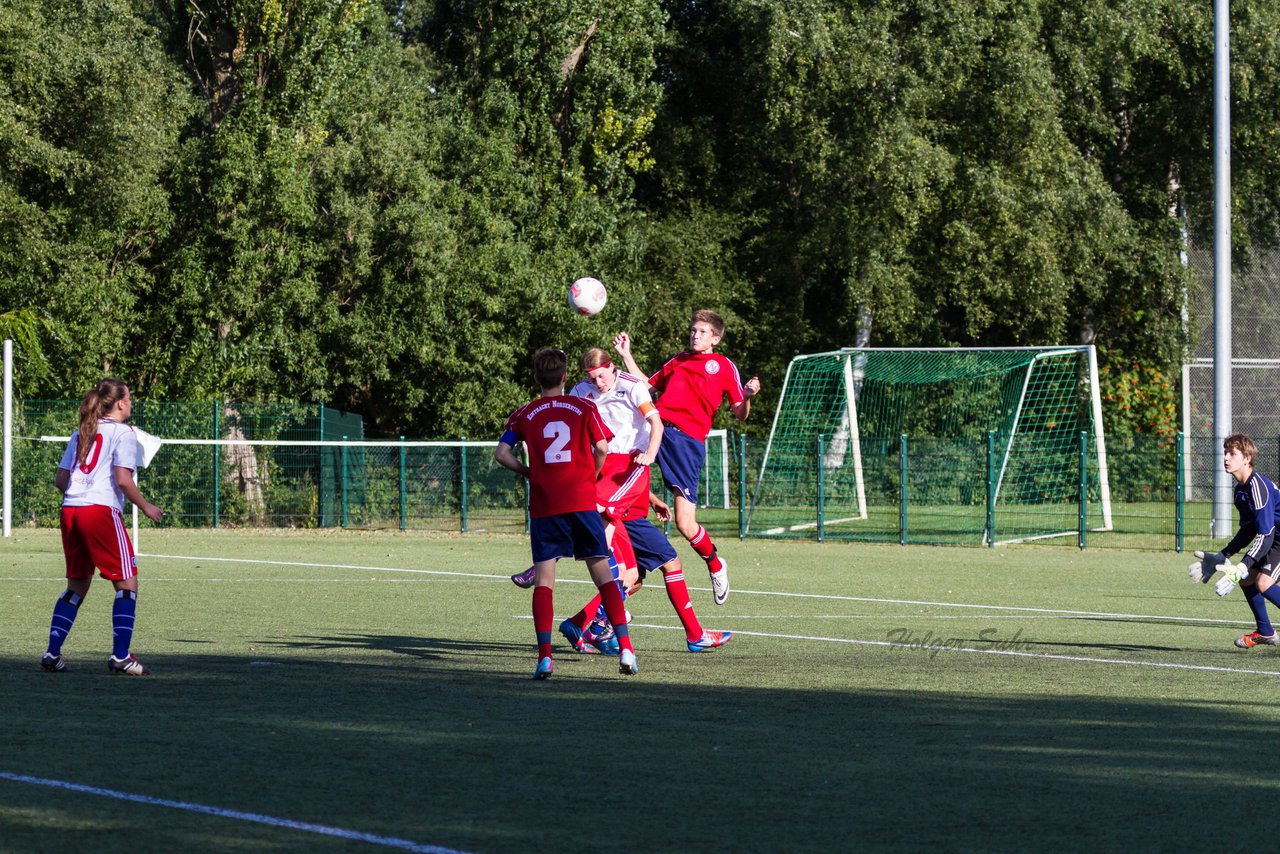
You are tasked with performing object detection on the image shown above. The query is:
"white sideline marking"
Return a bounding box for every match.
[619,623,1280,677]
[0,771,471,853]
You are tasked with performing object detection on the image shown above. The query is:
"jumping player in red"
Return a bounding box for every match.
[43,379,164,675]
[495,347,638,679]
[615,309,760,605]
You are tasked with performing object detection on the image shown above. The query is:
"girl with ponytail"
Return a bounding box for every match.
[43,379,163,676]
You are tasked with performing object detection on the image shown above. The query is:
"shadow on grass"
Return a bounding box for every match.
[251,633,526,661]
[5,638,1280,853]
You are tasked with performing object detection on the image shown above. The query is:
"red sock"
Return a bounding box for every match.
[533,586,554,659]
[571,595,601,629]
[598,581,634,654]
[688,525,720,569]
[662,567,703,641]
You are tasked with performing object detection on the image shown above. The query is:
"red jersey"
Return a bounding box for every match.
[504,395,613,518]
[648,351,746,441]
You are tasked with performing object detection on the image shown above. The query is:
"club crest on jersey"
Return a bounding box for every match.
[705,361,720,375]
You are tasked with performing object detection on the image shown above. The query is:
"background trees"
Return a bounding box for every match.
[2,0,1277,439]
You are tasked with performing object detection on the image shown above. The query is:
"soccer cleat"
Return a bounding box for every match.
[583,620,621,656]
[107,654,151,676]
[532,657,554,679]
[687,630,733,652]
[558,619,599,654]
[1234,631,1279,649]
[597,635,621,656]
[618,649,638,676]
[41,652,69,672]
[709,557,730,605]
[511,567,536,588]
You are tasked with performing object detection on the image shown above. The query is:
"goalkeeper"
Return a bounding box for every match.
[1188,433,1280,649]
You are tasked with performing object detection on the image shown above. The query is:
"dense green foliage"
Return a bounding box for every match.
[2,0,1278,438]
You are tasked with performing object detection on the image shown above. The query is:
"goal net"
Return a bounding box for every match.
[748,346,1112,545]
[1181,358,1280,501]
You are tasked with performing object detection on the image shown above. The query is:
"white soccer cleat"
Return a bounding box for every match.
[618,649,638,676]
[709,558,730,605]
[107,654,151,676]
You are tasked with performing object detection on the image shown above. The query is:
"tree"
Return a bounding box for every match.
[0,0,196,395]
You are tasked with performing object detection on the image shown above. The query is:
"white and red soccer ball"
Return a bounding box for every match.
[568,276,608,316]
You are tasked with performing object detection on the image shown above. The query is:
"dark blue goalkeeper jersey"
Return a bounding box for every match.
[1224,470,1280,569]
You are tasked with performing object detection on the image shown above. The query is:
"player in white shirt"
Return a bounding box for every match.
[42,379,163,676]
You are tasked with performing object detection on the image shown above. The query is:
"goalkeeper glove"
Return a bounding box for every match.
[1188,550,1227,584]
[1214,560,1250,597]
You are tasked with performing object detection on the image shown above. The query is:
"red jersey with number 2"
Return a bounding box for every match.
[505,395,613,518]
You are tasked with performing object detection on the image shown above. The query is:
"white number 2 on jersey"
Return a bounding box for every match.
[542,420,572,464]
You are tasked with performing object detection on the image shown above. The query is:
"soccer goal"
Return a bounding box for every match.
[701,429,731,509]
[748,346,1112,546]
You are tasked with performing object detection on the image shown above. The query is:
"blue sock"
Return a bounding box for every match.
[594,553,627,623]
[112,590,138,659]
[1243,585,1274,636]
[47,590,83,656]
[1261,585,1280,620]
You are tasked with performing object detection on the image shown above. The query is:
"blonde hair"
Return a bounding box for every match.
[581,347,613,371]
[76,379,129,467]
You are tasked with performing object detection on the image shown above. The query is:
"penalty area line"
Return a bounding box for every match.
[0,771,471,854]
[140,553,1237,626]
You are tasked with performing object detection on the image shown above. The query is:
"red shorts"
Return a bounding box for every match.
[596,454,651,523]
[60,505,137,581]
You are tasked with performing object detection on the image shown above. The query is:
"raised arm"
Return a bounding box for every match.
[613,332,647,383]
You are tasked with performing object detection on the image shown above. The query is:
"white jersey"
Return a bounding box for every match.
[58,420,138,511]
[571,371,657,455]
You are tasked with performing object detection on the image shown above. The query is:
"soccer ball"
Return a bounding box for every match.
[569,277,608,316]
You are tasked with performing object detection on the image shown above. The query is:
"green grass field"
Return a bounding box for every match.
[3,528,1278,852]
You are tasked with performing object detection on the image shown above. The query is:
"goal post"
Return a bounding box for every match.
[749,346,1112,545]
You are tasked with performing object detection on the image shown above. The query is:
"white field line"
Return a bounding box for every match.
[0,772,471,854]
[138,552,1247,626]
[139,553,600,586]
[135,553,1268,674]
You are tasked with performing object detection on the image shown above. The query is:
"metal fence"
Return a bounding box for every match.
[1,401,1253,552]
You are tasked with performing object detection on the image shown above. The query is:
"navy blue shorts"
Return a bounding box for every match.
[657,424,705,504]
[530,511,610,563]
[622,518,678,577]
